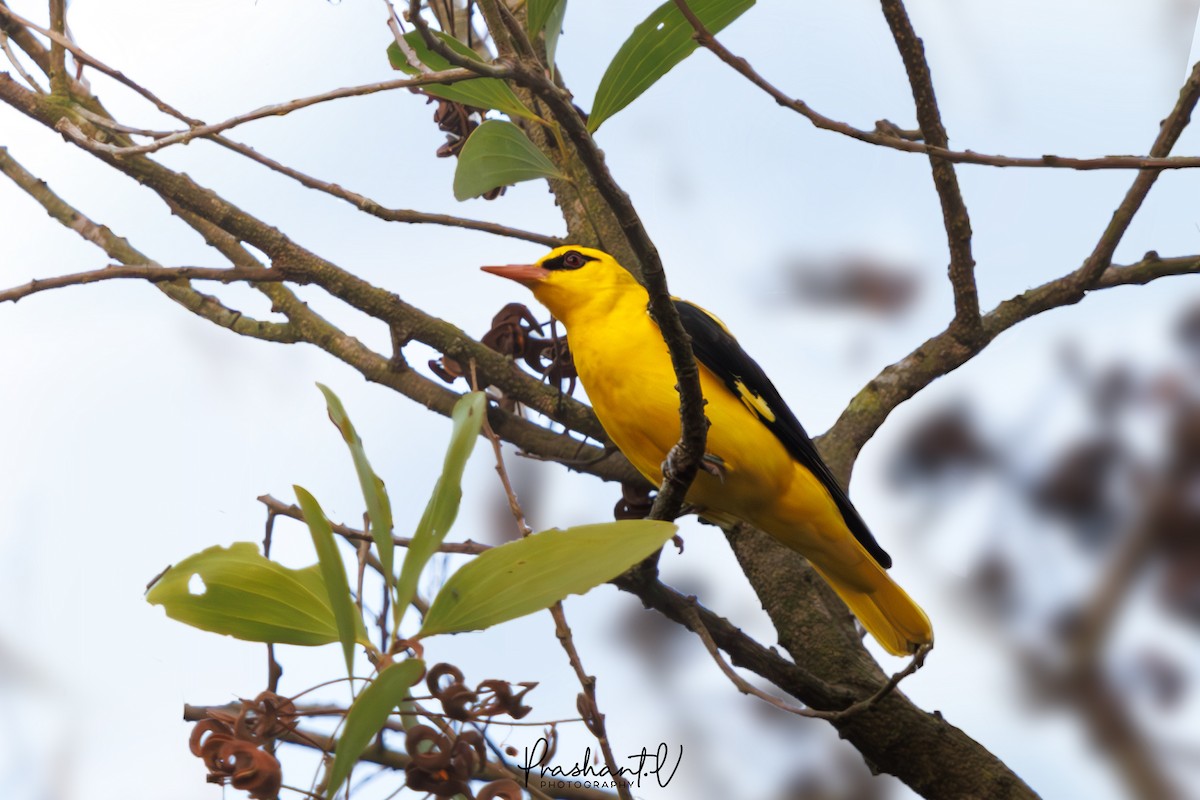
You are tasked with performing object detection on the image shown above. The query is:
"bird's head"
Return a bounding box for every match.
[481,245,643,324]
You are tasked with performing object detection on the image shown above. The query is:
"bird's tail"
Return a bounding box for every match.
[808,560,933,657]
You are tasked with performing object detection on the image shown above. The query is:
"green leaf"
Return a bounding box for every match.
[295,486,362,676]
[386,31,536,120]
[419,520,677,637]
[394,392,487,612]
[326,658,425,800]
[528,0,568,72]
[317,384,395,591]
[588,0,755,132]
[146,542,366,646]
[453,121,563,201]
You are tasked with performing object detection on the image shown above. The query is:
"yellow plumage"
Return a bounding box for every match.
[484,246,932,656]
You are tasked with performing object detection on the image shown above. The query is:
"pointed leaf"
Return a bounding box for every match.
[588,0,755,132]
[146,542,366,646]
[326,658,426,800]
[387,31,536,120]
[317,384,395,590]
[528,0,568,72]
[295,486,362,676]
[394,392,487,612]
[453,121,563,201]
[419,520,677,637]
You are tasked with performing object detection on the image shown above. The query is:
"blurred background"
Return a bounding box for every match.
[2,1,1200,798]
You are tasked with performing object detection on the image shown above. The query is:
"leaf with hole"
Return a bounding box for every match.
[387,31,536,120]
[317,384,395,591]
[325,658,426,800]
[589,0,755,132]
[394,392,486,612]
[453,121,563,201]
[419,520,677,636]
[146,542,367,646]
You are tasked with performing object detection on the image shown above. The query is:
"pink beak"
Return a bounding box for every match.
[481,264,550,286]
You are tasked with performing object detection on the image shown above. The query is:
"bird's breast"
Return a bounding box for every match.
[565,308,795,516]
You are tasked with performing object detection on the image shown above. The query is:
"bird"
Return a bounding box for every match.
[482,245,932,656]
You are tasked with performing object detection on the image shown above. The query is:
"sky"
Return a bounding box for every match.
[2,1,1200,799]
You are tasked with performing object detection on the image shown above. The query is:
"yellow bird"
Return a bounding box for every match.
[483,246,932,656]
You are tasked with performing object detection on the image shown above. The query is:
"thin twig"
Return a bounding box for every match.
[548,604,633,800]
[256,494,493,555]
[469,360,534,537]
[98,68,479,156]
[0,145,298,343]
[262,509,283,696]
[670,0,1200,171]
[1071,60,1200,290]
[877,0,979,332]
[468,360,631,798]
[0,28,43,92]
[0,264,287,303]
[679,596,927,720]
[209,135,562,247]
[0,4,198,123]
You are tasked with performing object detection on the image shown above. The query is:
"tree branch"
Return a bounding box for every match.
[0,145,297,342]
[1071,59,1200,289]
[46,0,65,95]
[94,68,481,156]
[0,263,288,304]
[672,1,1200,171]
[206,135,563,247]
[877,0,979,332]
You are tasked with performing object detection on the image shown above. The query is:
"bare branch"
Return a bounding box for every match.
[1071,60,1200,289]
[0,264,286,304]
[208,136,563,247]
[672,2,1200,171]
[877,0,979,331]
[820,251,1200,482]
[0,27,43,92]
[46,0,65,94]
[98,68,481,156]
[256,494,492,555]
[0,4,197,124]
[0,145,297,342]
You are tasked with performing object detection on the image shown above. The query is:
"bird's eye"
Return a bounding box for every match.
[563,251,584,268]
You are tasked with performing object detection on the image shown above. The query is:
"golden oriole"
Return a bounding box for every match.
[483,245,932,655]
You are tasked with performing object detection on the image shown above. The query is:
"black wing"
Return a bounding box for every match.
[674,300,892,569]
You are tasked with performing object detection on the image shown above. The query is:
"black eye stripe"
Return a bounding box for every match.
[543,250,598,271]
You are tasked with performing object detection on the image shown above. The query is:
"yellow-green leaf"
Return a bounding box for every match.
[528,0,568,73]
[453,121,563,201]
[296,486,362,676]
[419,520,677,637]
[386,31,536,120]
[394,392,487,613]
[146,542,366,646]
[317,384,395,591]
[589,0,755,132]
[325,658,426,800]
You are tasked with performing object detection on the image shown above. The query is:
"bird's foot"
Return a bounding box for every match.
[700,452,727,482]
